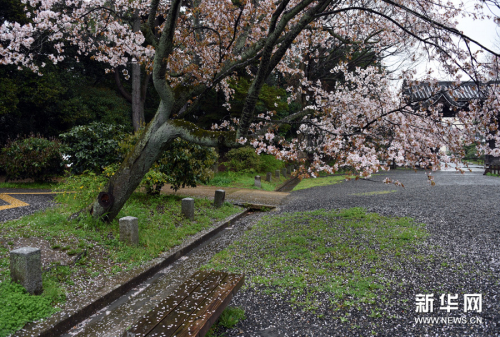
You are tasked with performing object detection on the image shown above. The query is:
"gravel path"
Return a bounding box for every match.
[222,168,500,336]
[0,189,56,223]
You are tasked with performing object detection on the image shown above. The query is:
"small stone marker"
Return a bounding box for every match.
[275,170,280,178]
[282,168,287,178]
[287,166,292,174]
[214,190,225,208]
[119,216,139,245]
[254,175,262,188]
[182,198,195,220]
[266,172,272,182]
[10,247,43,295]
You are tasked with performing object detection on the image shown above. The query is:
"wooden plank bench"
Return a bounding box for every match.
[124,270,244,337]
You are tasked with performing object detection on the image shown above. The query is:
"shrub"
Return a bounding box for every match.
[223,147,261,173]
[118,131,218,193]
[158,139,218,191]
[259,154,285,172]
[60,122,127,174]
[223,148,285,173]
[0,135,64,182]
[463,143,484,162]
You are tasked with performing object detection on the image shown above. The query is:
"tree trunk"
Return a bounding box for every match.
[131,61,144,131]
[131,10,145,132]
[89,103,177,221]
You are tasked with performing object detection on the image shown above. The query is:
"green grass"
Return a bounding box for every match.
[486,172,500,177]
[292,175,346,191]
[0,193,241,268]
[204,207,428,312]
[0,281,59,337]
[0,189,242,335]
[0,181,60,189]
[206,171,287,191]
[206,306,246,337]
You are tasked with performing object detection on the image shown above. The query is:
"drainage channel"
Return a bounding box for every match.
[276,177,300,192]
[60,211,265,337]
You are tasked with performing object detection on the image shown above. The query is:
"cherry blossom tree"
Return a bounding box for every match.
[1,0,499,221]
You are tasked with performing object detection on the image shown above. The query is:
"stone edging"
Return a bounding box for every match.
[15,209,250,337]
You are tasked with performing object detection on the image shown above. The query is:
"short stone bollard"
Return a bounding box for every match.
[214,190,225,208]
[287,166,292,175]
[254,175,262,188]
[119,216,139,245]
[275,170,280,178]
[266,172,272,182]
[10,247,43,295]
[282,168,287,178]
[182,198,195,220]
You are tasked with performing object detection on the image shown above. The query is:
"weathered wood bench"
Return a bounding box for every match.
[124,270,244,337]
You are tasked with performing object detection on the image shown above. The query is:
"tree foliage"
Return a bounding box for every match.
[0,63,132,145]
[2,0,499,220]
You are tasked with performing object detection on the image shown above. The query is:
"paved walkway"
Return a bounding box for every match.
[0,188,58,223]
[159,184,290,207]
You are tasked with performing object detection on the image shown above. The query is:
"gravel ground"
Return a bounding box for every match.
[220,168,500,337]
[0,189,56,223]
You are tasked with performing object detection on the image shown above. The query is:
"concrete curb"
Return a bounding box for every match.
[16,209,251,337]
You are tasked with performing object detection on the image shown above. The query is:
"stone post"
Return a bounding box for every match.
[182,198,195,220]
[282,168,287,178]
[275,170,280,178]
[214,190,225,208]
[119,216,139,245]
[211,163,219,174]
[10,247,43,295]
[254,175,262,188]
[265,172,272,182]
[287,166,292,175]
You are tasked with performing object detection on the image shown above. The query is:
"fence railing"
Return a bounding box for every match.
[484,164,500,175]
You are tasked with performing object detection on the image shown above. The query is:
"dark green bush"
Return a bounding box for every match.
[157,139,218,192]
[60,122,127,174]
[463,143,484,162]
[259,154,285,172]
[0,135,64,182]
[223,147,261,173]
[223,148,284,173]
[117,132,218,193]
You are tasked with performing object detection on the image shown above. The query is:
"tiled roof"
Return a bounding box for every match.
[403,81,498,107]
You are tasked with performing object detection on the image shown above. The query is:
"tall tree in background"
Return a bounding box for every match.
[112,10,152,132]
[1,0,499,222]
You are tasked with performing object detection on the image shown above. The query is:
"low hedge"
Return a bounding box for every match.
[0,135,64,182]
